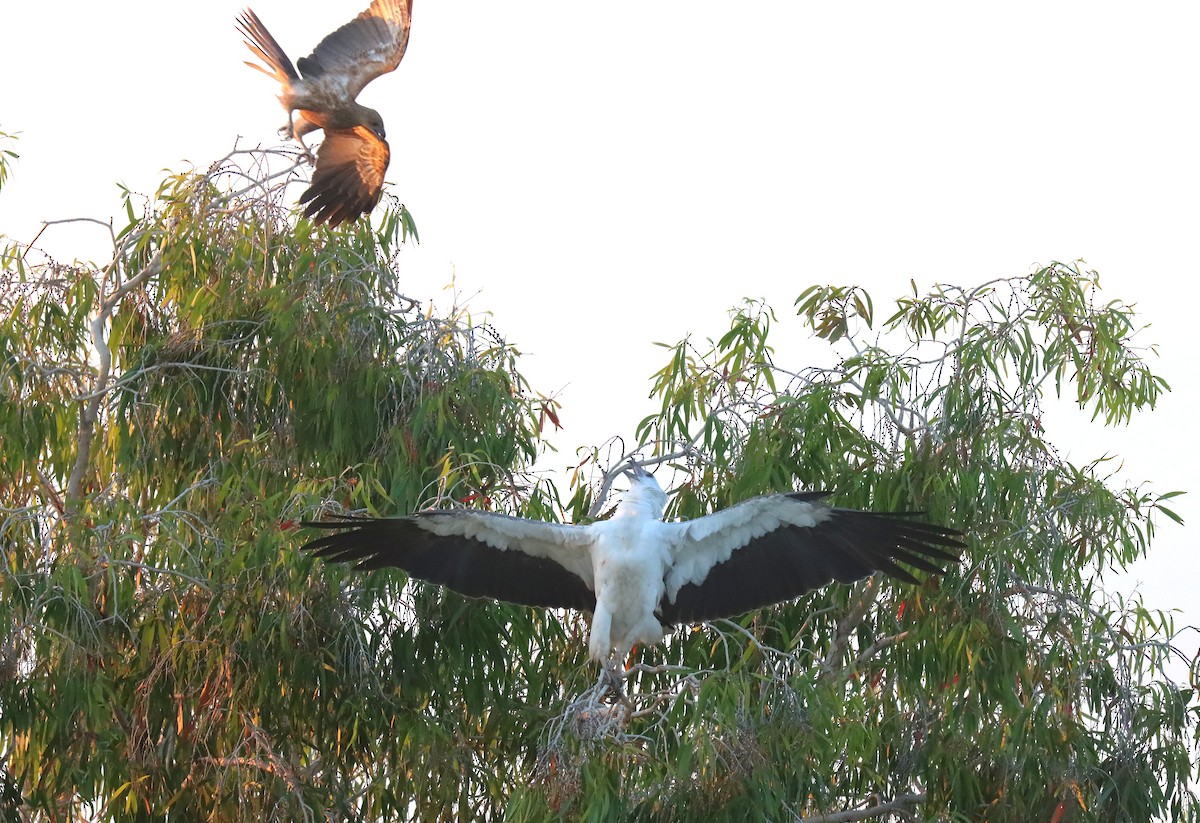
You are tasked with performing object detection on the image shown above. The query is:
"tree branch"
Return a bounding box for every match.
[818,577,880,683]
[587,446,702,520]
[99,557,213,592]
[64,248,163,510]
[36,467,66,516]
[848,630,909,672]
[798,792,926,822]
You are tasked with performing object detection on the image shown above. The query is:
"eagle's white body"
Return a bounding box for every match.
[588,486,675,660]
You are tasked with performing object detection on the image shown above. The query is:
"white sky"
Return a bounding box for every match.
[3,2,1196,672]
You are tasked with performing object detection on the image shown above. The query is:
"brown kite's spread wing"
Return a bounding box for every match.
[237,0,413,226]
[299,126,391,227]
[298,0,413,101]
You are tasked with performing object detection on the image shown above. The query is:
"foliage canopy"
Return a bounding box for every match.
[1,138,1195,821]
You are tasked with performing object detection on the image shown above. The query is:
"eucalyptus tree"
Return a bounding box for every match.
[1,144,553,820]
[1,135,1195,821]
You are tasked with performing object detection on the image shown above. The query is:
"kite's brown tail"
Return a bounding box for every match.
[236,9,300,83]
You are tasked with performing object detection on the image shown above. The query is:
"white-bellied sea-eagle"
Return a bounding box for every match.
[302,463,963,662]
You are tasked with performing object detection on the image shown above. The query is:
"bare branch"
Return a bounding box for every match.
[796,793,926,823]
[848,631,909,672]
[69,359,252,403]
[99,557,213,593]
[36,468,66,516]
[220,151,309,204]
[819,578,880,683]
[710,616,801,667]
[587,445,712,520]
[64,248,163,510]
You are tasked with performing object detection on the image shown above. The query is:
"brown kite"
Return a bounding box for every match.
[236,0,413,226]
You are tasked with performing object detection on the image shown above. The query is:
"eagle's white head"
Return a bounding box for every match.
[619,462,668,520]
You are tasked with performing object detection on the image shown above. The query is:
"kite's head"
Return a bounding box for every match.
[364,108,387,140]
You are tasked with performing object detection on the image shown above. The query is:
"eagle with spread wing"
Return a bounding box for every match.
[303,463,964,665]
[236,0,413,226]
